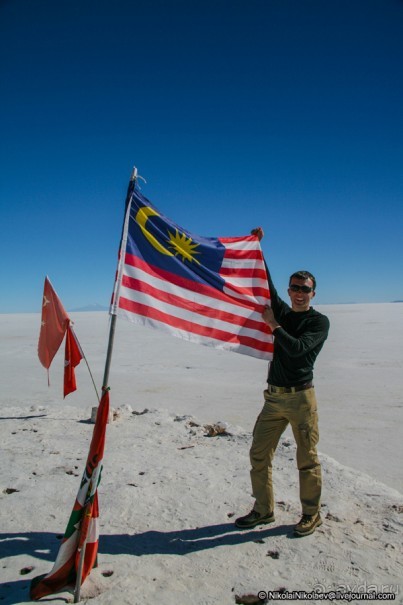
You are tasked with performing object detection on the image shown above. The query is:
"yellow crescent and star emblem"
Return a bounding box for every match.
[134,205,200,264]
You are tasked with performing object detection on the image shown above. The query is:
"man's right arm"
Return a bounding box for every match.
[251,227,289,318]
[264,260,289,319]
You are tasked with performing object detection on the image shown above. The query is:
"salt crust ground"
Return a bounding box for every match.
[1,304,403,493]
[1,305,402,604]
[1,404,402,605]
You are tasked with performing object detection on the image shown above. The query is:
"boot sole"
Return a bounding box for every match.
[235,516,275,529]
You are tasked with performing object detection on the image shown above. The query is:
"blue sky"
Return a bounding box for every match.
[1,0,402,312]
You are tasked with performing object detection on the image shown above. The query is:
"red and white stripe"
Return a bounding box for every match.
[113,236,273,360]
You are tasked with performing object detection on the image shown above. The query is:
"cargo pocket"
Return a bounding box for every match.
[295,417,320,471]
[298,416,319,451]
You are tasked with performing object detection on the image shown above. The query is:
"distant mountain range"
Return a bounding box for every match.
[69,303,109,312]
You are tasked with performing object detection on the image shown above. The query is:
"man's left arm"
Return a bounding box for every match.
[262,307,330,357]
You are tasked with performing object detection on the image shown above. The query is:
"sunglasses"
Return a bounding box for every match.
[289,284,314,293]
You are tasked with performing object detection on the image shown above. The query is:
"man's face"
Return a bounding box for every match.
[287,277,315,312]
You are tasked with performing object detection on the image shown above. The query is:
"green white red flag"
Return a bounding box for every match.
[30,389,110,600]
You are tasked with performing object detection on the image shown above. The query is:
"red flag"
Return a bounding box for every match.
[38,277,69,369]
[30,389,110,600]
[64,325,83,398]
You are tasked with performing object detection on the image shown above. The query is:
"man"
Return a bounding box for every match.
[235,227,330,537]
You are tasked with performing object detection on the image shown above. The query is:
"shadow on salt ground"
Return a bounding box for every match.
[0,532,63,560]
[0,579,69,605]
[0,523,296,562]
[0,532,60,561]
[99,522,297,556]
[0,524,296,604]
[0,532,62,604]
[0,414,47,421]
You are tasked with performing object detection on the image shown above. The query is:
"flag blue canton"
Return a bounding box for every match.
[127,189,226,290]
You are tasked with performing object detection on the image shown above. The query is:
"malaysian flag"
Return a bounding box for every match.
[111,187,273,360]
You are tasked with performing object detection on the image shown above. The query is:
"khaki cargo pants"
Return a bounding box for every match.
[250,387,321,516]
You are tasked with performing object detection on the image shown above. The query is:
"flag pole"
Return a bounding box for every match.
[102,166,138,390]
[73,167,138,603]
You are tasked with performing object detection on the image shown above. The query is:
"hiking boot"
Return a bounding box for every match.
[294,512,322,537]
[235,509,275,529]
